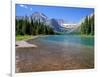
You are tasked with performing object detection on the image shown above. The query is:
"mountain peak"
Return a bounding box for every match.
[31,12,48,22]
[16,12,64,32]
[31,12,48,19]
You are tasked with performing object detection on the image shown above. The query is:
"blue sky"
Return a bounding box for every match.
[16,4,94,24]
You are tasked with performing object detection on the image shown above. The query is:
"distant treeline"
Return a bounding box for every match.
[16,18,55,35]
[80,14,94,35]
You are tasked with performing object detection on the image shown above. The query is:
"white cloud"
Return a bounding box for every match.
[19,4,33,11]
[20,4,28,9]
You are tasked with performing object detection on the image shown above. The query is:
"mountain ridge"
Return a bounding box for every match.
[16,12,64,32]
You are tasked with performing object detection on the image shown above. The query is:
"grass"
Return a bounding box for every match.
[79,34,94,38]
[16,35,33,41]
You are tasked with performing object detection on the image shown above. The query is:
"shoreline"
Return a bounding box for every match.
[16,35,41,48]
[15,34,94,48]
[16,35,40,41]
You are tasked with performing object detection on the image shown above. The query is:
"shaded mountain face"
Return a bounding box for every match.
[57,19,64,26]
[16,12,63,32]
[50,19,62,32]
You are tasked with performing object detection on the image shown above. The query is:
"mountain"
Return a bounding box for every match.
[57,19,65,27]
[49,19,62,32]
[16,12,64,32]
[30,12,48,23]
[68,13,94,34]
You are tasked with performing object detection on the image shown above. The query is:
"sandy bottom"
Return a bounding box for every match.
[16,39,94,73]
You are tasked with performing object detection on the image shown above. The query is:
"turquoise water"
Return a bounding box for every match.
[16,35,94,72]
[37,35,94,47]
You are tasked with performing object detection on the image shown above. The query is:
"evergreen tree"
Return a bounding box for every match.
[80,14,94,35]
[16,18,55,35]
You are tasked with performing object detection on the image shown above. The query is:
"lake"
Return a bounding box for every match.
[16,35,94,72]
[35,35,94,46]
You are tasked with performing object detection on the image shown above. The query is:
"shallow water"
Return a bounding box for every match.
[16,35,94,73]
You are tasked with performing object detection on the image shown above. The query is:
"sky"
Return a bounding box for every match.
[16,4,94,24]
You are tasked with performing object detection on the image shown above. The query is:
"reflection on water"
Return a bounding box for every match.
[16,35,94,73]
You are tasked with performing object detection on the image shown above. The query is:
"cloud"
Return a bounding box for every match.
[19,4,33,11]
[20,4,28,9]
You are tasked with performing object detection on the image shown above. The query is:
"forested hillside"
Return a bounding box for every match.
[80,14,94,35]
[16,18,55,35]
